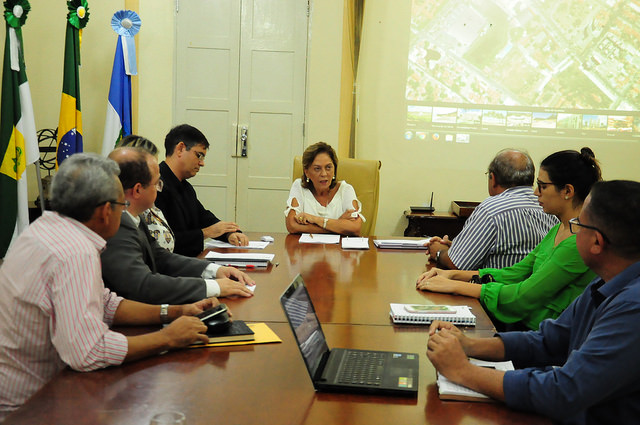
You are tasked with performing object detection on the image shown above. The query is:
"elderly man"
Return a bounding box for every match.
[0,154,215,420]
[101,147,255,305]
[427,149,557,270]
[427,180,640,424]
[154,124,248,256]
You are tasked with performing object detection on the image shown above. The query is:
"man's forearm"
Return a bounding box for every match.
[458,363,506,402]
[124,331,173,363]
[466,336,507,361]
[113,300,183,326]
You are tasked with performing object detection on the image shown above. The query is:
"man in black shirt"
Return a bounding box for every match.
[155,124,248,257]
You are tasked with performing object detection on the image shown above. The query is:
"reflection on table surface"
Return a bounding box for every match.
[219,233,495,329]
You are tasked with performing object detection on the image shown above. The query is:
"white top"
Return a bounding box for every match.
[284,178,366,222]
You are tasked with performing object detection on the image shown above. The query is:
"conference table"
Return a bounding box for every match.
[4,234,550,425]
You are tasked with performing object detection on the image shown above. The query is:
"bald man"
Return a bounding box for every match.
[426,149,557,270]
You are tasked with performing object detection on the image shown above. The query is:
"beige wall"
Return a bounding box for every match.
[8,1,639,234]
[356,0,640,236]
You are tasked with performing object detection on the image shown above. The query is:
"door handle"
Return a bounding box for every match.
[240,126,248,157]
[231,125,249,158]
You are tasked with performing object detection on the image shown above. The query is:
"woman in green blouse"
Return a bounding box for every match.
[416,148,602,331]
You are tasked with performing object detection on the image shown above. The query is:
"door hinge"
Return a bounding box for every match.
[307,0,310,17]
[302,122,306,137]
[176,0,179,13]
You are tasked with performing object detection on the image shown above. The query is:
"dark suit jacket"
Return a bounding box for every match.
[101,212,210,304]
[155,161,229,257]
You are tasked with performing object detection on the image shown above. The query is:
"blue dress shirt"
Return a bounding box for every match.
[499,261,640,424]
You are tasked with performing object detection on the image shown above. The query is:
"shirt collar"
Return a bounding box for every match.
[591,260,640,306]
[500,186,533,196]
[124,210,141,226]
[47,211,107,252]
[160,160,182,185]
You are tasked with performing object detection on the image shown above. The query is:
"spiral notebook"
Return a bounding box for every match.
[389,303,476,326]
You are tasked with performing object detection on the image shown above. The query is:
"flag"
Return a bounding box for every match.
[0,0,40,258]
[56,0,89,166]
[101,10,140,157]
[101,36,131,156]
[56,23,83,166]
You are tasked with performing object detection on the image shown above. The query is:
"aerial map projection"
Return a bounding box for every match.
[405,0,640,141]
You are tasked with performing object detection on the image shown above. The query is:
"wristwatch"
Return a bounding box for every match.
[435,250,442,265]
[160,304,170,323]
[322,218,328,229]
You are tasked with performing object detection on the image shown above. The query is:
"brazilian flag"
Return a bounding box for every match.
[0,0,39,258]
[56,0,89,166]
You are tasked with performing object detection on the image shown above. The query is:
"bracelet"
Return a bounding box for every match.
[322,218,328,229]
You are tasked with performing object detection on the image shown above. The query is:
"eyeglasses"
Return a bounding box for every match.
[536,179,554,192]
[97,199,130,210]
[568,217,610,243]
[191,149,206,161]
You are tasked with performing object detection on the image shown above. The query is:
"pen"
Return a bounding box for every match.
[224,263,256,269]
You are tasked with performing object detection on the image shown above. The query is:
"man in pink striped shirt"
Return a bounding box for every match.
[0,154,216,420]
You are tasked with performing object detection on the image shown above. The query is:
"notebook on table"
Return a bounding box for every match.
[437,359,514,402]
[389,303,476,326]
[281,275,419,396]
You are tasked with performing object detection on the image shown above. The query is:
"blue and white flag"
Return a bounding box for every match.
[101,10,140,156]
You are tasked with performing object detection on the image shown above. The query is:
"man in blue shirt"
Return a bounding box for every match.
[427,180,640,424]
[426,149,557,270]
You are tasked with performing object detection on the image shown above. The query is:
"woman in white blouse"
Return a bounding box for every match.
[285,142,364,235]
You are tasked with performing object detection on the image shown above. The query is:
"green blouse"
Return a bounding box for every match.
[479,223,596,330]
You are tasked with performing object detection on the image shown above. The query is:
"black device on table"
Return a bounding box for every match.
[197,303,231,333]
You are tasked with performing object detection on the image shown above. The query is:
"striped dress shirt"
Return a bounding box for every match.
[0,212,128,419]
[448,186,558,270]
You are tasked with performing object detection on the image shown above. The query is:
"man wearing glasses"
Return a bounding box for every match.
[0,154,219,419]
[427,180,640,424]
[154,124,248,257]
[101,147,255,305]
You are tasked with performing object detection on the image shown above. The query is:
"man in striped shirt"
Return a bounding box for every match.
[0,154,215,420]
[426,149,557,270]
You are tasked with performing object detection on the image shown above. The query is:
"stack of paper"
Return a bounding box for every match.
[373,238,431,249]
[205,240,270,250]
[205,252,275,268]
[299,233,340,244]
[437,359,514,401]
[341,237,370,250]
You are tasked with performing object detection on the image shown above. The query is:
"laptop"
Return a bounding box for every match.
[280,275,419,396]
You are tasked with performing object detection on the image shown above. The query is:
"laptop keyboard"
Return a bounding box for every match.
[338,351,386,386]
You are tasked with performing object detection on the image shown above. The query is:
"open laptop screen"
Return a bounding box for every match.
[281,276,330,380]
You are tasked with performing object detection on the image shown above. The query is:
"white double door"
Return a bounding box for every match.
[175,0,308,232]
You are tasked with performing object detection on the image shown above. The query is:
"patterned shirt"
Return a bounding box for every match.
[0,212,128,419]
[448,186,558,270]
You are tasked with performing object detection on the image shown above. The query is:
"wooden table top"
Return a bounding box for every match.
[220,233,495,329]
[5,233,549,425]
